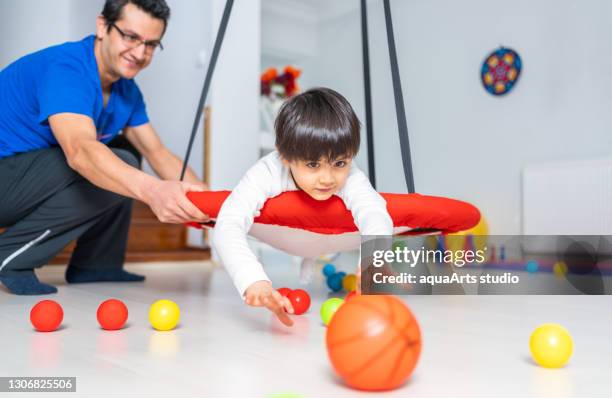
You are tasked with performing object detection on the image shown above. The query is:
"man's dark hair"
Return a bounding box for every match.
[275,87,361,162]
[102,0,171,33]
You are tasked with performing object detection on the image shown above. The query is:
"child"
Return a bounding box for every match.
[212,87,393,326]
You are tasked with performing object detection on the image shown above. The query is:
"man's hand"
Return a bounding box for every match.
[244,281,294,327]
[143,180,210,224]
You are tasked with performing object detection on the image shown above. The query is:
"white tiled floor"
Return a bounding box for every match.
[1,255,611,398]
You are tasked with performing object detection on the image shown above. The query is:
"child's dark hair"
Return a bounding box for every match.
[275,87,360,162]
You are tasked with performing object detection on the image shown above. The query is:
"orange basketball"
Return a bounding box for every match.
[325,295,422,391]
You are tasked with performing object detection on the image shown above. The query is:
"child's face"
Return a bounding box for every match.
[283,156,353,201]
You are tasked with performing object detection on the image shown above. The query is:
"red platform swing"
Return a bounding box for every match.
[180,0,480,258]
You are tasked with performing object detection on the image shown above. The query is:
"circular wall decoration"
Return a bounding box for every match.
[481,47,522,96]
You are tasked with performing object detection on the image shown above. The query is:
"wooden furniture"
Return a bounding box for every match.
[49,200,209,264]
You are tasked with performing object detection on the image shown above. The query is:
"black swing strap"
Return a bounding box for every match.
[383,0,415,193]
[360,0,376,189]
[180,0,235,180]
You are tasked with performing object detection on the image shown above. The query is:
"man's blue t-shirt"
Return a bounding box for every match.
[0,35,149,159]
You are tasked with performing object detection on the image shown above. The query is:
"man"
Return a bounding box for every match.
[0,0,208,295]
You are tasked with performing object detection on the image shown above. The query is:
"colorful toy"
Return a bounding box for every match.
[287,289,311,315]
[326,295,422,391]
[525,260,539,273]
[327,273,344,292]
[97,299,128,331]
[391,239,407,251]
[481,47,522,96]
[320,298,344,326]
[345,291,358,301]
[553,261,568,279]
[529,323,573,368]
[322,263,336,277]
[277,287,292,297]
[427,215,488,259]
[149,299,181,331]
[260,65,302,99]
[449,216,489,252]
[30,300,64,332]
[342,274,357,292]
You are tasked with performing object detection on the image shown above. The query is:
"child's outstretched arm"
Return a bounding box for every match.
[338,165,396,293]
[337,165,394,235]
[212,157,294,326]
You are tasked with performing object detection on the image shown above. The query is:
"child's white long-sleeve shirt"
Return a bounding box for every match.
[212,151,393,296]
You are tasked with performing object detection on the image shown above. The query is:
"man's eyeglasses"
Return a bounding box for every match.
[110,23,164,53]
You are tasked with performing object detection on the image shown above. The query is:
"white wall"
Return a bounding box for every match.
[0,0,73,68]
[136,0,213,181]
[208,0,261,189]
[70,0,104,38]
[260,0,322,106]
[269,0,612,235]
[261,2,317,59]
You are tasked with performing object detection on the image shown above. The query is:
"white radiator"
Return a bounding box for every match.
[522,158,612,235]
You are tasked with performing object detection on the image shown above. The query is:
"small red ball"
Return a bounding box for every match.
[97,299,128,330]
[287,289,311,315]
[345,291,358,301]
[277,287,292,297]
[30,300,63,332]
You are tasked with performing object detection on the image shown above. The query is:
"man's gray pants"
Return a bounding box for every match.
[0,147,137,274]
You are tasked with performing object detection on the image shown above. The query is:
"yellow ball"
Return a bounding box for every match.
[553,261,568,279]
[529,323,573,368]
[448,216,489,253]
[463,216,489,237]
[342,274,357,292]
[149,299,180,331]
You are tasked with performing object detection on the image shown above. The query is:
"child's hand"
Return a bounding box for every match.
[244,281,294,327]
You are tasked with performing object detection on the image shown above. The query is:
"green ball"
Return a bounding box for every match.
[320,298,345,326]
[392,239,407,251]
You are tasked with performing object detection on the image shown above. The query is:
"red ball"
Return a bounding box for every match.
[97,299,128,330]
[30,300,63,332]
[277,287,292,297]
[345,291,358,301]
[287,289,311,315]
